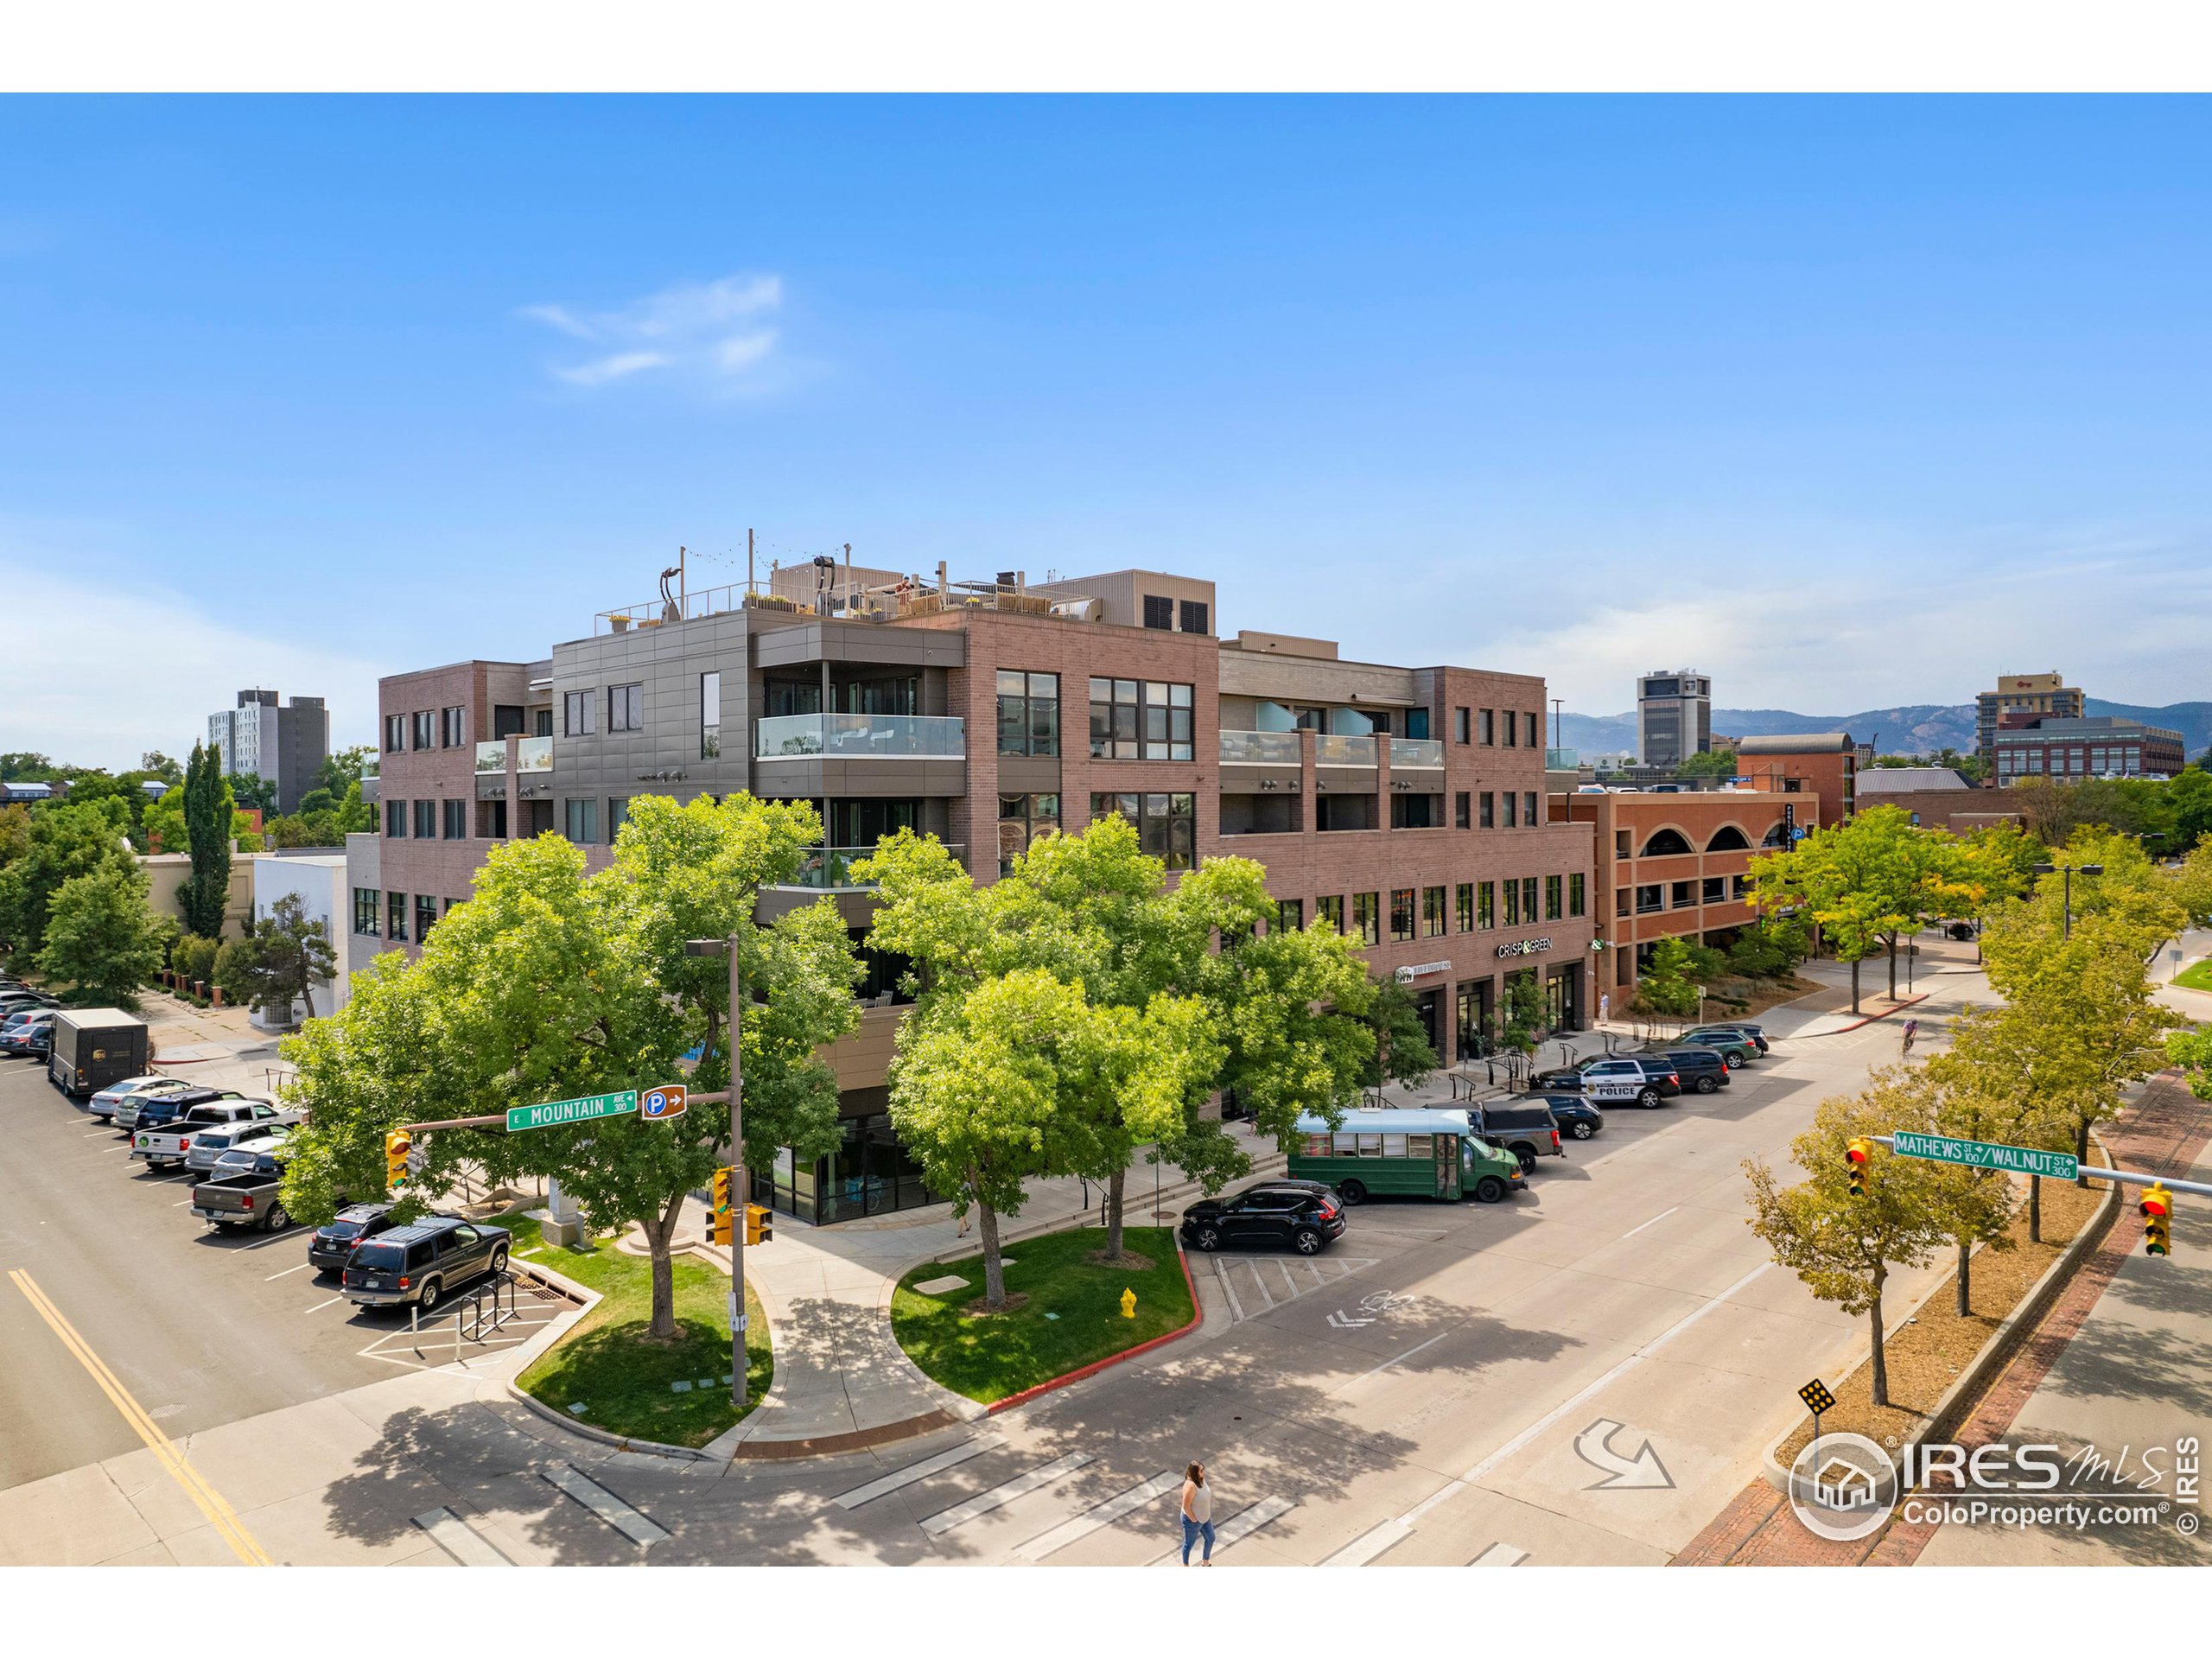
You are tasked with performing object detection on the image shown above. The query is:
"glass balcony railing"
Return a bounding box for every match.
[1313,733,1378,766]
[1220,729,1302,766]
[785,843,966,889]
[754,713,965,760]
[360,758,378,783]
[474,737,553,773]
[1389,738,1445,769]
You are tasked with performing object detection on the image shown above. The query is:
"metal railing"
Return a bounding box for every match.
[754,713,965,760]
[1313,733,1378,766]
[474,737,553,774]
[1220,729,1302,766]
[458,1271,521,1345]
[1389,737,1445,769]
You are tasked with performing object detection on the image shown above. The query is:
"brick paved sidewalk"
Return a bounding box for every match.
[1673,1069,2210,1567]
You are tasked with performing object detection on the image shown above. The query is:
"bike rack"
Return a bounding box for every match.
[457,1270,520,1345]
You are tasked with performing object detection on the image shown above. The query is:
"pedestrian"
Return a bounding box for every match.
[1901,1017,1918,1056]
[1598,992,1611,1027]
[1180,1460,1215,1566]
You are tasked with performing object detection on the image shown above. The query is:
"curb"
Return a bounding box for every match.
[1787,991,1930,1040]
[987,1243,1205,1416]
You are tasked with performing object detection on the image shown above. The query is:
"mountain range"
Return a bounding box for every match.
[1559,700,2212,761]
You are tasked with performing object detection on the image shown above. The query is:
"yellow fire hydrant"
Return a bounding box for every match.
[1120,1287,1137,1319]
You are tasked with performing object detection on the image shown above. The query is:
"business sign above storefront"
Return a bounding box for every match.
[1497,938,1554,959]
[1394,961,1453,982]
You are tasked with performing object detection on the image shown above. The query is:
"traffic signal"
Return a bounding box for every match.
[746,1204,772,1246]
[385,1130,411,1193]
[709,1166,734,1247]
[2141,1184,2173,1256]
[1846,1137,1872,1198]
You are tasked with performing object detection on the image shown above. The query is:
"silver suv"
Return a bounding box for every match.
[185,1115,302,1176]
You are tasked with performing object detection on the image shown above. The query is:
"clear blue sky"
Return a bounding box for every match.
[4,96,2209,767]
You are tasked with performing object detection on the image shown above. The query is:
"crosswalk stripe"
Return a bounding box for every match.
[1150,1494,1296,1564]
[1471,1541,1529,1566]
[542,1462,670,1547]
[918,1452,1090,1536]
[413,1506,512,1566]
[830,1433,1007,1510]
[1323,1517,1410,1567]
[1014,1471,1179,1560]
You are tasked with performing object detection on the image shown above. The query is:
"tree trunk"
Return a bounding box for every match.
[1105,1164,1127,1259]
[2030,1173,2043,1243]
[1886,938,1898,999]
[977,1194,1007,1308]
[1868,1266,1890,1408]
[1849,957,1862,1015]
[643,1212,679,1342]
[1955,1239,1971,1318]
[2075,1116,2091,1189]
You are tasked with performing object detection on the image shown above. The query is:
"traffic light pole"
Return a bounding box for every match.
[725,931,745,1413]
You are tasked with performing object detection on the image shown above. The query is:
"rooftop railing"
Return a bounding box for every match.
[1389,738,1445,769]
[1220,730,1302,766]
[754,713,966,760]
[1313,733,1378,766]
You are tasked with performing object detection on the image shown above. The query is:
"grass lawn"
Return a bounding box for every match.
[499,1211,772,1449]
[890,1224,1194,1405]
[2175,957,2212,993]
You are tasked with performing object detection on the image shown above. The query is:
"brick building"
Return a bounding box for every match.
[1992,715,2186,785]
[1975,671,2082,774]
[1732,732,1858,828]
[1856,766,2024,835]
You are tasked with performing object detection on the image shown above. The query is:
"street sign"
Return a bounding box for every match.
[506,1090,639,1134]
[1798,1378,1835,1415]
[640,1084,688,1122]
[1890,1129,2078,1182]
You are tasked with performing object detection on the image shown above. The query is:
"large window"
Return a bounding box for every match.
[1570,873,1586,917]
[1504,879,1522,926]
[1479,791,1495,829]
[1180,598,1209,635]
[1546,874,1563,921]
[701,671,721,759]
[1275,898,1304,933]
[385,799,404,838]
[998,792,1061,874]
[1480,709,1496,745]
[410,709,434,750]
[1455,791,1471,830]
[607,683,643,734]
[1317,894,1344,936]
[563,690,594,736]
[607,797,631,840]
[1456,882,1474,931]
[565,798,598,843]
[1423,886,1447,938]
[1478,880,1496,928]
[353,887,380,936]
[1503,711,1517,747]
[1351,892,1380,946]
[1525,712,1540,747]
[1454,707,1471,745]
[387,890,408,941]
[1390,887,1417,943]
[1522,877,1539,922]
[1142,594,1174,630]
[1525,791,1539,825]
[416,894,440,943]
[1089,792,1195,868]
[412,798,435,839]
[440,705,465,747]
[1503,792,1518,829]
[1090,678,1193,761]
[996,671,1061,757]
[1636,883,1662,913]
[1671,880,1696,909]
[442,798,466,840]
[384,713,405,753]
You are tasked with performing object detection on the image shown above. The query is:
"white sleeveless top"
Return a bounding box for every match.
[1187,1482,1212,1522]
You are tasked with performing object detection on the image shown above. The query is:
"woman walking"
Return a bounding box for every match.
[1180,1461,1215,1566]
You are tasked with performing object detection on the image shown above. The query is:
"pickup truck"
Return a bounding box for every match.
[131,1098,283,1171]
[190,1152,294,1232]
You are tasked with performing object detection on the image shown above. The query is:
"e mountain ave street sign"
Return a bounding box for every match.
[1889,1130,2079,1182]
[507,1090,639,1133]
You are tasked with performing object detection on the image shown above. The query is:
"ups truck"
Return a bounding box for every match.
[47,1008,150,1098]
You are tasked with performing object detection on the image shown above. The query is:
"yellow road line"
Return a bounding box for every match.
[8,1268,272,1566]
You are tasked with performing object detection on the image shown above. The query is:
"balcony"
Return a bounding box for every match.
[1220,729,1302,766]
[753,713,965,760]
[783,843,966,889]
[474,737,554,774]
[1313,734,1378,766]
[1389,737,1444,769]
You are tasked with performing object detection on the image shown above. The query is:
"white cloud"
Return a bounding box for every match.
[519,273,785,392]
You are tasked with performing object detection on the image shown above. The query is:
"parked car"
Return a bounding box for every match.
[185,1116,302,1177]
[342,1217,512,1312]
[0,1009,55,1058]
[131,1097,283,1170]
[1660,1047,1734,1095]
[207,1129,296,1179]
[1683,1023,1770,1056]
[190,1152,295,1232]
[1532,1055,1682,1107]
[308,1204,402,1274]
[0,990,59,1017]
[85,1074,192,1123]
[1528,1092,1605,1140]
[1467,1100,1565,1172]
[116,1084,249,1134]
[1179,1180,1348,1255]
[1677,1030,1758,1068]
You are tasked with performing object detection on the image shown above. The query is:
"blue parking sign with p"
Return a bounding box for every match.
[641,1084,688,1122]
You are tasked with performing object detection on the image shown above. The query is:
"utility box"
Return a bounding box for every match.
[47,1008,150,1098]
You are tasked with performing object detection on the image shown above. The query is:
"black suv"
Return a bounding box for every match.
[308,1204,404,1274]
[1180,1181,1346,1256]
[342,1217,512,1312]
[1660,1048,1734,1095]
[116,1085,247,1135]
[1525,1091,1605,1140]
[1468,1101,1565,1172]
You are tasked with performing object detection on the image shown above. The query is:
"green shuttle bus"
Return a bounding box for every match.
[1287,1108,1525,1205]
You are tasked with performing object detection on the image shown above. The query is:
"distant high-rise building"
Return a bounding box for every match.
[1637,670,1712,768]
[1975,671,2082,777]
[207,689,329,814]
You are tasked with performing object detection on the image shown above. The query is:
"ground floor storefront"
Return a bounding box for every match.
[750,1105,941,1226]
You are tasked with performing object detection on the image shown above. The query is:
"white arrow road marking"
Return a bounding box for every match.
[831,1433,1007,1510]
[413,1506,512,1566]
[1325,1311,1374,1330]
[1013,1471,1179,1560]
[1573,1419,1675,1490]
[918,1452,1091,1536]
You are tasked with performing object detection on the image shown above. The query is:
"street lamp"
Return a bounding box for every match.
[684,934,747,1410]
[2030,861,2104,940]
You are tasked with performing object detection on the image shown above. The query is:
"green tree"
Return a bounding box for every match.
[1363,973,1441,1083]
[179,743,234,939]
[0,796,135,964]
[1744,1067,1951,1408]
[1634,937,1702,1019]
[315,745,377,803]
[1725,912,1807,980]
[1676,747,1738,779]
[2165,765,2212,854]
[171,932,219,989]
[227,772,278,813]
[1928,1001,2080,1245]
[36,861,171,1007]
[1497,969,1547,1056]
[138,751,185,785]
[142,787,188,855]
[225,893,339,1022]
[1,752,58,783]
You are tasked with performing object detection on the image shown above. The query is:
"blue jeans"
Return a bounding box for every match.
[1182,1516,1215,1563]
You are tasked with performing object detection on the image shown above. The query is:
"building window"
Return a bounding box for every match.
[1523,791,1538,825]
[1090,678,1193,761]
[1454,791,1471,830]
[1390,794,1441,829]
[440,705,465,747]
[353,887,379,936]
[408,709,430,750]
[1570,873,1586,917]
[1546,874,1563,921]
[1179,598,1209,634]
[442,798,465,839]
[1478,881,1496,928]
[1525,712,1540,748]
[1503,880,1522,927]
[1503,792,1518,829]
[1480,709,1496,745]
[384,713,405,753]
[565,798,598,843]
[416,894,439,943]
[1671,880,1695,909]
[1616,887,1630,918]
[1522,877,1539,922]
[1351,892,1381,947]
[1317,894,1344,935]
[410,798,431,840]
[387,889,408,941]
[563,690,594,736]
[701,671,721,760]
[607,683,643,734]
[385,799,404,837]
[1141,594,1173,630]
[1422,886,1447,938]
[996,671,1061,757]
[1503,712,1517,747]
[1454,707,1471,745]
[607,798,631,840]
[1456,882,1474,931]
[1275,898,1304,933]
[1479,791,1495,830]
[1703,875,1726,903]
[1089,792,1196,868]
[1733,874,1752,899]
[1389,887,1416,944]
[1637,884,1662,914]
[998,792,1062,874]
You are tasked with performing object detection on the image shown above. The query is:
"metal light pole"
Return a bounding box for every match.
[2031,861,2104,940]
[685,934,747,1411]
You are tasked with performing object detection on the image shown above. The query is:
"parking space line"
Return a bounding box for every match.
[242,1225,309,1249]
[413,1505,512,1567]
[918,1452,1091,1536]
[304,1295,345,1313]
[542,1461,669,1547]
[1274,1261,1300,1300]
[1150,1495,1295,1564]
[265,1262,312,1280]
[1012,1470,1178,1560]
[1246,1263,1275,1312]
[831,1433,1006,1509]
